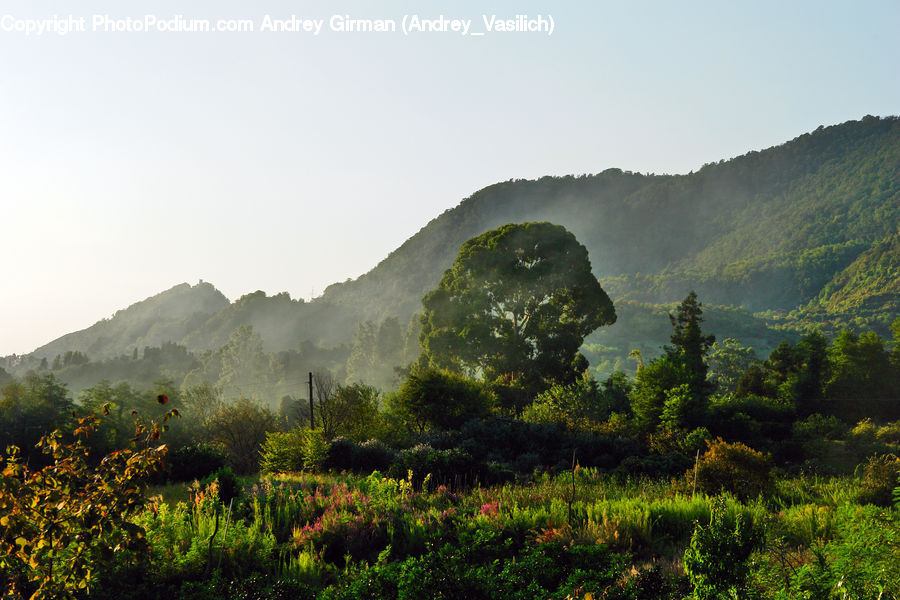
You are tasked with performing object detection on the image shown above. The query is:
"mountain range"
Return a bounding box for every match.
[7,115,899,392]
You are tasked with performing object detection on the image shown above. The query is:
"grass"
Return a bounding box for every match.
[135,466,898,599]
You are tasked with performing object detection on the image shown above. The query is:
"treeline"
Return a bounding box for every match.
[4,292,900,599]
[7,292,897,491]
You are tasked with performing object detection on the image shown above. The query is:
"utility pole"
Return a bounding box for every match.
[308,372,314,430]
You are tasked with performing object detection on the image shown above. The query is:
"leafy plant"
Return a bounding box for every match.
[301,428,330,472]
[168,442,227,482]
[690,438,774,499]
[857,453,900,506]
[200,466,241,506]
[683,498,763,600]
[259,429,304,474]
[0,409,174,598]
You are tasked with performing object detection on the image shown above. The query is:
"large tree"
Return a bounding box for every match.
[418,222,616,391]
[665,291,716,402]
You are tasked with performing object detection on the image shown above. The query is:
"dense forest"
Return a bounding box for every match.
[2,116,900,598]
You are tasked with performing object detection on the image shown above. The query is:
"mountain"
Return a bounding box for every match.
[29,283,361,362]
[13,116,900,387]
[321,116,899,331]
[31,282,230,360]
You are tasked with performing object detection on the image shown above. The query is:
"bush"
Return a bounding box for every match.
[259,429,303,474]
[168,442,227,482]
[858,453,900,506]
[392,369,495,433]
[683,499,763,600]
[387,444,512,490]
[521,378,605,429]
[324,438,396,473]
[203,398,278,474]
[200,466,241,506]
[690,438,773,499]
[301,428,329,472]
[0,413,169,598]
[332,530,633,600]
[876,421,900,446]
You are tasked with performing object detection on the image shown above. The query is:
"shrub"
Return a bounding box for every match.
[846,418,884,459]
[301,428,329,472]
[324,438,396,473]
[259,429,304,474]
[0,412,171,598]
[200,466,241,506]
[392,369,495,433]
[387,444,512,490]
[683,499,763,600]
[325,436,357,471]
[876,421,900,446]
[168,442,227,482]
[354,439,397,472]
[203,398,278,474]
[690,438,773,499]
[521,378,605,429]
[858,453,900,506]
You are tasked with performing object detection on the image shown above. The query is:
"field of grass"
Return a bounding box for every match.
[121,468,899,599]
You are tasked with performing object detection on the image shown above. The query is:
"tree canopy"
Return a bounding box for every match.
[418,222,615,391]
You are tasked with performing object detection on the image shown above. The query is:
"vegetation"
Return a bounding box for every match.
[2,116,900,596]
[3,282,900,597]
[6,117,899,400]
[419,222,616,393]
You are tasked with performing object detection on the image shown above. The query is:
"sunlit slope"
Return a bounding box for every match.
[22,116,900,363]
[323,116,899,328]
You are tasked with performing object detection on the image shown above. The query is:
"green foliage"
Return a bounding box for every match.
[301,428,329,472]
[202,398,278,474]
[135,482,277,583]
[683,499,763,600]
[419,222,615,392]
[825,329,898,421]
[316,382,380,441]
[0,410,173,598]
[521,377,605,429]
[332,530,633,600]
[708,338,759,393]
[325,437,397,473]
[346,317,410,390]
[0,373,75,467]
[666,292,716,401]
[168,442,228,482]
[857,453,900,506]
[391,369,494,434]
[629,293,716,435]
[760,504,900,599]
[629,355,688,432]
[691,438,774,499]
[387,444,511,490]
[259,429,304,474]
[200,466,241,506]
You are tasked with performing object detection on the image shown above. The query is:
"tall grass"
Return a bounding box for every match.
[136,466,890,594]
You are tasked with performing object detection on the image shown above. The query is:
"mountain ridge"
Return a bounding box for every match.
[12,116,900,374]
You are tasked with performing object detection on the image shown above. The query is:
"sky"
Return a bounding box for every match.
[0,0,897,357]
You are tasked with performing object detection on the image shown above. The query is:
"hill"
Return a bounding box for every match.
[9,116,899,393]
[320,116,899,330]
[31,282,230,360]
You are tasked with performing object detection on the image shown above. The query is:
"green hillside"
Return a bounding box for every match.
[9,116,899,394]
[30,282,230,360]
[322,116,899,328]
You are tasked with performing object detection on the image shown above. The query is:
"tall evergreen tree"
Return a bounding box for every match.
[666,291,716,403]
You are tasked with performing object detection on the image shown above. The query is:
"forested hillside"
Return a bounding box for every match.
[6,116,898,396]
[322,115,899,328]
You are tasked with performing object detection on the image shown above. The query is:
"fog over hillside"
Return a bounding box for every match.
[5,116,898,398]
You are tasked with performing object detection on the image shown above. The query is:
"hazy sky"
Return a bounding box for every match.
[1,0,897,356]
